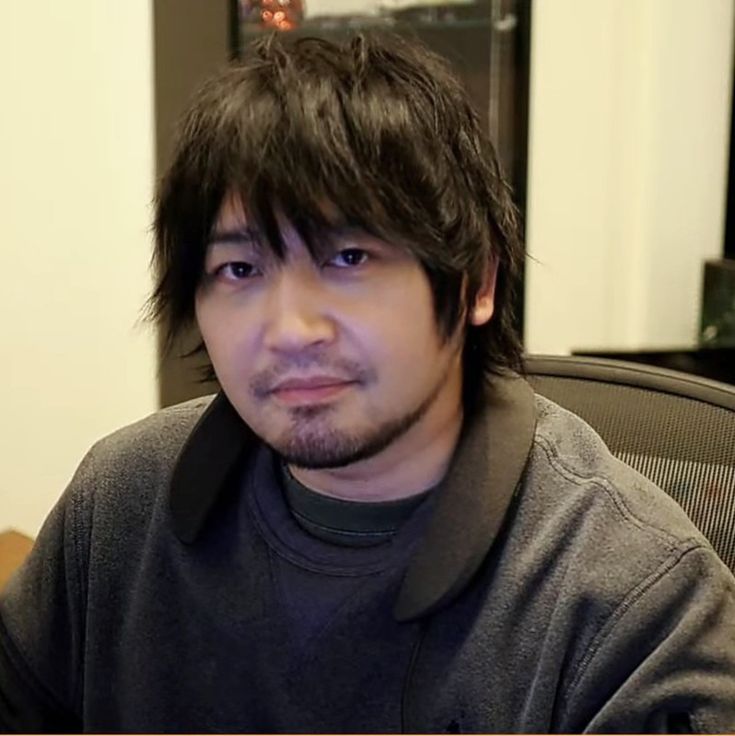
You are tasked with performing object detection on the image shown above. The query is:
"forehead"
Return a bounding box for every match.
[213,195,249,231]
[211,193,342,240]
[213,192,345,226]
[208,195,302,257]
[209,199,332,264]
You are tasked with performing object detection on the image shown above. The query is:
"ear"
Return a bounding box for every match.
[469,258,498,326]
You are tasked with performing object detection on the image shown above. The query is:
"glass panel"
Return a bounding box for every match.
[235,0,530,200]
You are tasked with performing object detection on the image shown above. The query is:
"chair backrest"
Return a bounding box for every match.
[525,355,735,573]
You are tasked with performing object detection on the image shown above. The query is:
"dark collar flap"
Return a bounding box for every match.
[394,375,537,622]
[169,392,254,543]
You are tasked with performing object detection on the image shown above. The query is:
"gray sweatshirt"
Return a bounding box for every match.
[1,375,734,732]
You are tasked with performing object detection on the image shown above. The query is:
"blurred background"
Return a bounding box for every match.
[2,0,734,537]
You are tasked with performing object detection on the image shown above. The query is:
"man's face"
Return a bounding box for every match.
[195,197,480,472]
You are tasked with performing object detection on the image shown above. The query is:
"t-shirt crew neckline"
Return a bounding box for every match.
[245,445,438,576]
[281,462,433,547]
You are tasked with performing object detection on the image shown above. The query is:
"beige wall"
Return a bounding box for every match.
[0,1,158,536]
[525,0,735,355]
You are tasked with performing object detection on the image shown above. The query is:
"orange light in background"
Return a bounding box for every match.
[252,0,300,31]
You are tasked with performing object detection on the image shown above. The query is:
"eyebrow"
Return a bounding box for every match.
[207,227,260,246]
[329,223,364,238]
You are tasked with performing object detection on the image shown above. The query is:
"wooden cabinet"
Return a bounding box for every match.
[0,530,34,591]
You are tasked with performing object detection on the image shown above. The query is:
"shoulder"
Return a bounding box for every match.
[507,393,728,618]
[0,395,216,713]
[81,395,214,483]
[91,395,214,462]
[63,395,216,537]
[526,393,708,550]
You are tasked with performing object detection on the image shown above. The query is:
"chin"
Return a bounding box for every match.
[271,434,371,470]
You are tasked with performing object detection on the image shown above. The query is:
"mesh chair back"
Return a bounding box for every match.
[525,355,735,573]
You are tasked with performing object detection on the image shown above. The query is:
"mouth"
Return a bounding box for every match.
[269,377,357,405]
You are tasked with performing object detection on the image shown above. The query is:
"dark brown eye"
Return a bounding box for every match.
[215,262,259,280]
[330,249,368,268]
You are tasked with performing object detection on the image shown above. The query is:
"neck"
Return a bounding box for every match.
[288,386,464,503]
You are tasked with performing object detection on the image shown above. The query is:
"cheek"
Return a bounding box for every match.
[354,280,443,368]
[195,299,255,378]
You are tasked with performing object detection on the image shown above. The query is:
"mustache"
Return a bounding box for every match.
[250,356,374,397]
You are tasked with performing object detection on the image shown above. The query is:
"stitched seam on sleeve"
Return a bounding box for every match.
[534,434,688,549]
[565,543,704,700]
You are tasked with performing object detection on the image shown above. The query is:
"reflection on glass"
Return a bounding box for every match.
[236,0,529,201]
[240,0,492,30]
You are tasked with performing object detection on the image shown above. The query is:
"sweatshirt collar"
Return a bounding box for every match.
[169,373,537,621]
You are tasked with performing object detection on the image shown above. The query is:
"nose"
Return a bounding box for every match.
[262,267,337,354]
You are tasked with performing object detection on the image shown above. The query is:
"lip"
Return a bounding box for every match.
[269,376,356,404]
[272,376,352,391]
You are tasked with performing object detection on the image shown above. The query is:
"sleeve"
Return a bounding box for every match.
[0,456,92,733]
[560,543,735,734]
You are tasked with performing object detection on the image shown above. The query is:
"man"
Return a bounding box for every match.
[1,33,734,733]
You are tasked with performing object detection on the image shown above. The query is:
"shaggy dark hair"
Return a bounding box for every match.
[151,32,524,402]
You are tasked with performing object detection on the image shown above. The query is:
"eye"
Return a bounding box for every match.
[213,261,260,281]
[328,248,369,268]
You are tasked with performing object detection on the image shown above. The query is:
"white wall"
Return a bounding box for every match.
[525,0,735,355]
[0,1,158,536]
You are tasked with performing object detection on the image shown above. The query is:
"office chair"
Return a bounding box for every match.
[525,355,735,574]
